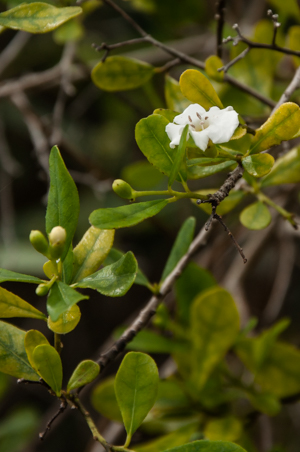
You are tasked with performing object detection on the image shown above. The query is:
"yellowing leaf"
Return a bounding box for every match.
[205,55,224,82]
[240,202,271,230]
[0,287,46,320]
[250,102,300,154]
[242,153,274,177]
[0,3,82,34]
[32,344,62,396]
[204,416,242,442]
[261,147,300,187]
[165,75,191,112]
[24,329,49,370]
[47,304,81,334]
[179,69,223,110]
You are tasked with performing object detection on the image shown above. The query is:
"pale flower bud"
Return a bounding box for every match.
[112,179,135,200]
[49,226,67,259]
[29,230,49,256]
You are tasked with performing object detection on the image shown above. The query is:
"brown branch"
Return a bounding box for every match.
[215,0,226,58]
[0,31,31,78]
[39,400,67,440]
[271,65,300,114]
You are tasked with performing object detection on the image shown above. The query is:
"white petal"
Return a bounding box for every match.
[174,104,206,125]
[165,123,185,148]
[206,107,239,144]
[190,129,210,151]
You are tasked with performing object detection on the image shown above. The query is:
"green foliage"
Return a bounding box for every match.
[67,360,100,392]
[179,69,223,109]
[47,281,88,322]
[32,344,62,396]
[47,304,81,334]
[92,56,155,91]
[0,2,82,33]
[163,440,247,452]
[0,269,43,284]
[169,124,189,187]
[115,352,159,446]
[0,287,46,320]
[205,56,224,82]
[261,147,300,186]
[242,154,274,177]
[91,376,123,422]
[240,202,271,230]
[204,417,242,442]
[165,76,191,112]
[0,407,40,452]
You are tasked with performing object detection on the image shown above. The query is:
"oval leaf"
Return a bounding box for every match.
[24,329,49,370]
[169,124,189,187]
[46,146,80,261]
[250,102,300,154]
[0,269,43,284]
[0,3,82,34]
[261,147,300,187]
[204,417,242,442]
[90,200,168,230]
[179,69,223,109]
[75,251,137,297]
[240,201,271,230]
[92,56,154,92]
[162,440,247,452]
[187,160,236,179]
[91,377,123,422]
[103,248,150,288]
[32,344,62,396]
[135,114,187,181]
[67,359,100,392]
[47,304,81,334]
[72,227,115,283]
[0,321,39,380]
[165,75,191,112]
[205,55,224,82]
[115,352,159,445]
[242,153,274,177]
[0,287,46,320]
[47,281,88,322]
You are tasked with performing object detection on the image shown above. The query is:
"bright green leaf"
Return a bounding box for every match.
[67,359,100,392]
[240,202,271,230]
[75,252,137,297]
[242,153,274,177]
[179,69,223,109]
[72,226,115,283]
[32,344,62,396]
[103,248,150,288]
[163,440,247,452]
[47,304,81,334]
[0,321,39,380]
[136,424,198,452]
[204,417,242,442]
[0,3,82,33]
[165,75,191,112]
[92,56,154,92]
[0,269,43,284]
[205,55,224,82]
[24,329,50,371]
[62,246,74,284]
[90,200,168,230]
[0,287,46,320]
[135,114,187,181]
[153,108,179,123]
[47,281,88,322]
[46,146,80,261]
[161,217,196,282]
[169,125,189,187]
[250,103,300,154]
[187,160,236,179]
[261,147,300,187]
[115,352,159,445]
[190,287,240,392]
[91,376,123,422]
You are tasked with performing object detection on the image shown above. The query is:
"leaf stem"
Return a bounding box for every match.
[257,192,298,228]
[54,333,62,355]
[133,188,207,200]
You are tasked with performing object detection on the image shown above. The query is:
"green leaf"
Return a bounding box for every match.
[261,147,300,187]
[196,189,244,216]
[240,202,271,230]
[92,56,154,92]
[153,108,179,123]
[75,252,137,297]
[115,352,159,445]
[135,424,198,452]
[204,417,242,442]
[90,200,168,230]
[91,376,123,422]
[179,69,223,110]
[47,304,81,334]
[24,329,49,370]
[62,245,74,284]
[165,75,191,112]
[0,3,82,33]
[161,217,196,282]
[46,146,80,261]
[72,226,115,283]
[0,269,43,284]
[47,281,88,322]
[175,263,217,325]
[53,18,83,44]
[121,160,165,191]
[103,248,150,288]
[246,391,280,417]
[187,157,230,166]
[0,321,39,380]
[67,360,100,392]
[242,153,274,177]
[0,406,39,452]
[169,125,189,187]
[187,160,236,179]
[162,440,247,452]
[249,103,300,154]
[32,344,62,396]
[205,55,224,82]
[288,25,300,66]
[0,287,46,320]
[190,287,240,392]
[135,114,187,181]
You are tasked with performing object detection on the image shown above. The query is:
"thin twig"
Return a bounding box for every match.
[215,0,226,58]
[214,213,247,263]
[39,400,67,440]
[271,66,300,114]
[0,31,31,78]
[220,47,250,73]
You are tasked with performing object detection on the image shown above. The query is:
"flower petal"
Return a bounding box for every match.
[206,106,239,144]
[174,104,206,125]
[165,123,186,148]
[190,129,210,151]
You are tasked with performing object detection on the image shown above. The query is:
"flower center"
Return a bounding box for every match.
[188,112,209,132]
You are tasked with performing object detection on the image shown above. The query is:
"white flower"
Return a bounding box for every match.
[165,104,239,151]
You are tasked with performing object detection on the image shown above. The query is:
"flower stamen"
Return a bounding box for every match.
[188,115,193,123]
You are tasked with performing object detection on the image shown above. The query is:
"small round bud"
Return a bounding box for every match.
[36,284,50,296]
[29,230,49,256]
[112,179,135,200]
[49,226,66,259]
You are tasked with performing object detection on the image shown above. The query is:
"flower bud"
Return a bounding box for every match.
[48,226,67,259]
[112,179,135,200]
[29,230,49,256]
[36,283,50,296]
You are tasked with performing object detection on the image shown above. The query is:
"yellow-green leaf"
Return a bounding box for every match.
[204,416,242,442]
[72,226,115,283]
[261,147,300,187]
[205,55,224,82]
[53,18,83,44]
[288,25,300,66]
[91,376,123,422]
[47,304,81,334]
[250,102,300,154]
[165,75,191,112]
[179,69,223,110]
[92,56,154,92]
[32,344,62,396]
[0,3,82,34]
[242,153,274,177]
[0,287,46,320]
[24,329,49,370]
[67,359,100,392]
[240,202,271,230]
